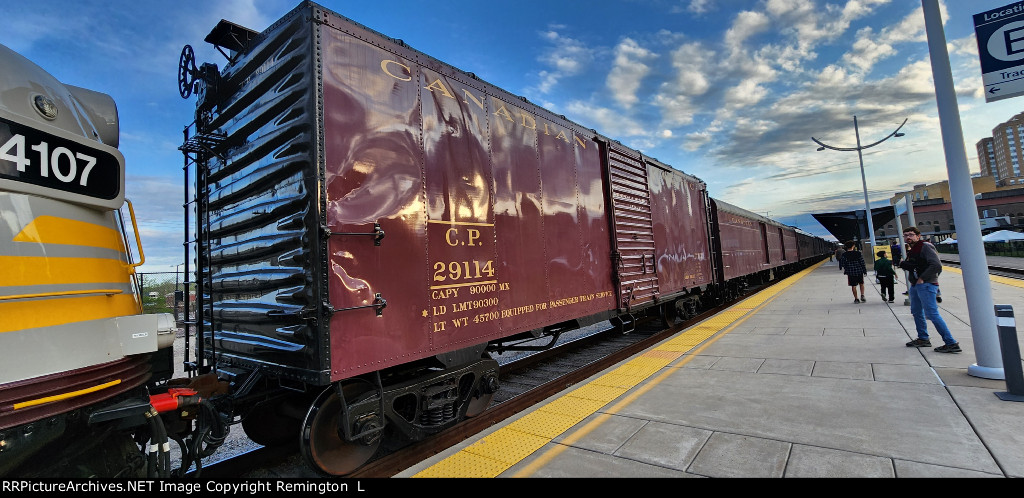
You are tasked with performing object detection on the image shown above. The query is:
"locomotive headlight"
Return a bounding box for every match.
[33,94,59,120]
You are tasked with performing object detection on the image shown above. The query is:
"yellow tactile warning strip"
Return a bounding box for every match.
[942,266,1024,289]
[412,260,827,477]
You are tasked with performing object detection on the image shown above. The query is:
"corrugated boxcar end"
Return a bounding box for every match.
[193,5,330,383]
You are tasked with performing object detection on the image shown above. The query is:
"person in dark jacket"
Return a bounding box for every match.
[890,242,902,267]
[874,250,897,303]
[841,241,867,303]
[900,227,960,353]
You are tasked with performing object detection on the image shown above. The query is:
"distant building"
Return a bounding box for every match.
[975,111,1024,187]
[887,177,997,206]
[879,179,1024,243]
[977,137,998,180]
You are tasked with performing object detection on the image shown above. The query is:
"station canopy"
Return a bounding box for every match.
[812,206,896,244]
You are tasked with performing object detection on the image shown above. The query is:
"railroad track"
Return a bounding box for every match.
[186,277,788,478]
[939,258,1024,279]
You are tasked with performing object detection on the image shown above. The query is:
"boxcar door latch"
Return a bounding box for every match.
[327,293,388,317]
[326,222,385,246]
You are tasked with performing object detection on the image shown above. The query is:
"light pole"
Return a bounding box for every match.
[812,116,907,252]
[173,263,184,292]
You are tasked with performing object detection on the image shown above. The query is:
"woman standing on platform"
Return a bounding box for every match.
[841,241,867,303]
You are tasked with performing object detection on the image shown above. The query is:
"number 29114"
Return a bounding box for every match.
[433,260,495,282]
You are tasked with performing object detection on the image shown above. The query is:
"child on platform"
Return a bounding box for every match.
[874,250,897,303]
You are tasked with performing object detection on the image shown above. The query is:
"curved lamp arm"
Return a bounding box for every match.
[812,118,908,151]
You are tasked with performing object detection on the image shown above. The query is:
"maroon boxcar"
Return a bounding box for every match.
[182,3,724,386]
[711,198,769,283]
[178,1,722,474]
[709,197,808,290]
[601,143,713,322]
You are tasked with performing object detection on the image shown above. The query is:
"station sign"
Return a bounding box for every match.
[974,2,1024,102]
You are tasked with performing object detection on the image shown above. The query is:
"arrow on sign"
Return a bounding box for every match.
[990,86,1002,95]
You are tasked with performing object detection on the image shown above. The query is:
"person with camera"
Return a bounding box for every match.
[900,227,960,353]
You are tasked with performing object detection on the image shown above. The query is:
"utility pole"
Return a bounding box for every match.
[922,0,1002,379]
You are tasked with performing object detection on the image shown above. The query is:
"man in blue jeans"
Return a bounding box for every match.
[900,227,960,353]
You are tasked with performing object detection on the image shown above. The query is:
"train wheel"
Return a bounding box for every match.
[241,396,304,447]
[300,381,381,475]
[660,301,678,328]
[464,369,499,418]
[464,392,494,418]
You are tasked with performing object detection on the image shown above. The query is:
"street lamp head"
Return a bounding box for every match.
[894,132,905,137]
[816,146,825,151]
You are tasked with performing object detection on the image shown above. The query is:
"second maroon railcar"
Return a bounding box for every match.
[710,198,803,294]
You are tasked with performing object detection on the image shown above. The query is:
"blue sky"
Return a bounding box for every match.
[2,0,1017,275]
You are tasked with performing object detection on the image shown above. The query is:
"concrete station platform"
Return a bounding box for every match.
[397,259,1024,478]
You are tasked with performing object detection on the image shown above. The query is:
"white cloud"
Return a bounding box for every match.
[666,42,715,96]
[814,64,860,88]
[535,28,594,94]
[724,79,769,109]
[687,0,712,15]
[765,0,892,56]
[607,38,657,109]
[654,93,700,128]
[565,101,648,138]
[725,11,771,52]
[684,130,713,151]
[841,7,925,74]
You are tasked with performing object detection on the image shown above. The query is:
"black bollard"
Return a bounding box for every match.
[994,305,1024,402]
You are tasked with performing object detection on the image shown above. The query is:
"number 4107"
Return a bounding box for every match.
[1,133,98,186]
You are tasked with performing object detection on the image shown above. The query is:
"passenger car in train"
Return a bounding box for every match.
[0,1,830,477]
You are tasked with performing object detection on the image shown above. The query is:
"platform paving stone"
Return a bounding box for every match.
[948,385,1024,478]
[784,445,894,477]
[687,432,790,478]
[811,361,873,380]
[872,363,942,384]
[747,326,788,335]
[708,356,764,373]
[611,421,712,471]
[550,413,647,454]
[893,460,1001,478]
[783,327,825,336]
[823,327,866,337]
[504,444,695,478]
[678,355,719,369]
[756,358,815,376]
